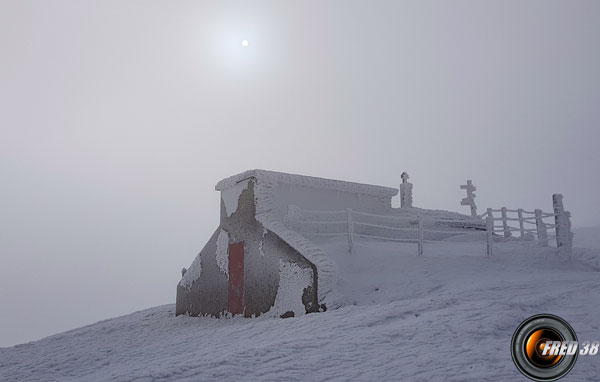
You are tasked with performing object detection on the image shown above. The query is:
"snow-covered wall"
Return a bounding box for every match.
[268,260,314,317]
[216,169,398,219]
[177,177,319,317]
[176,228,228,316]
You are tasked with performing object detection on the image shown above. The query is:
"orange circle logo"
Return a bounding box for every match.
[511,314,578,381]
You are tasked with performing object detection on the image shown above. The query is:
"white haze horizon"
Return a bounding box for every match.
[1,1,599,347]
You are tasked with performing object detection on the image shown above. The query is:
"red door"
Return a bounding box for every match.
[228,242,244,315]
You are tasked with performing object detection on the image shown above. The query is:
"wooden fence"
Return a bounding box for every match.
[285,194,573,257]
[480,194,573,256]
[285,206,484,255]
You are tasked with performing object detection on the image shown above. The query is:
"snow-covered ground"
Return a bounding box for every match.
[2,231,600,381]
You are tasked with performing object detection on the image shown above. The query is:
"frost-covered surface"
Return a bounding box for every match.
[391,206,478,220]
[215,229,229,277]
[178,253,201,289]
[258,228,267,257]
[2,236,600,382]
[267,260,313,317]
[215,169,398,198]
[221,178,250,217]
[251,177,340,308]
[214,169,405,308]
[399,181,413,208]
[572,247,600,271]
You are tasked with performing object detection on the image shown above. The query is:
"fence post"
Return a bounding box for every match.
[563,211,573,255]
[553,194,573,256]
[501,207,511,239]
[535,209,548,247]
[517,208,525,239]
[486,208,493,256]
[346,208,354,253]
[417,216,424,255]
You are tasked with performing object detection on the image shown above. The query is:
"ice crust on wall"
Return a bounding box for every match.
[268,260,313,317]
[221,179,250,217]
[215,229,229,277]
[179,253,202,289]
[258,227,267,257]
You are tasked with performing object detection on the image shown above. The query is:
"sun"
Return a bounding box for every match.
[241,40,249,47]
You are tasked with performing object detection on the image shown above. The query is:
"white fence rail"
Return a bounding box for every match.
[285,194,573,257]
[285,206,485,256]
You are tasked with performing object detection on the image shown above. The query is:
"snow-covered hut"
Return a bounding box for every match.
[176,169,399,318]
[176,169,483,318]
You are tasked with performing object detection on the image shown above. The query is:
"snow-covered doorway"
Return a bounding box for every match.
[228,242,244,315]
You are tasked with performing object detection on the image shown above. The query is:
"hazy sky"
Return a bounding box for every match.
[1,1,599,347]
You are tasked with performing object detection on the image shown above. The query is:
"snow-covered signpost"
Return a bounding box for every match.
[400,172,413,208]
[460,180,478,218]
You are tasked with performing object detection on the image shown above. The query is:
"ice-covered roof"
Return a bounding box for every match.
[215,169,398,198]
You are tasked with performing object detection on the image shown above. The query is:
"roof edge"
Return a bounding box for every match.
[215,169,398,197]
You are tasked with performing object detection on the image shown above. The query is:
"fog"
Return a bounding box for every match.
[1,1,599,347]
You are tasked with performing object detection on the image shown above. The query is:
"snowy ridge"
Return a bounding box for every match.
[572,247,600,271]
[215,169,398,198]
[3,239,600,382]
[251,176,340,308]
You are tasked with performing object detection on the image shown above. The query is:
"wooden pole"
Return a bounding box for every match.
[518,208,525,239]
[553,194,564,249]
[563,211,573,255]
[501,207,511,239]
[553,194,572,255]
[535,209,548,247]
[486,208,493,256]
[418,216,424,255]
[346,208,354,253]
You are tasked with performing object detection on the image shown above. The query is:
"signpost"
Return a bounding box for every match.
[460,180,478,218]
